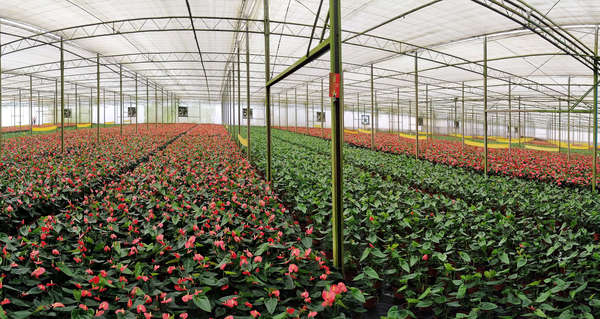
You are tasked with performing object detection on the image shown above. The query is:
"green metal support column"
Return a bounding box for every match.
[135,73,138,133]
[295,88,297,132]
[518,97,522,144]
[461,82,465,149]
[162,89,165,125]
[60,39,65,153]
[155,86,158,127]
[356,93,359,131]
[96,54,100,143]
[246,20,251,158]
[0,25,2,154]
[54,80,57,125]
[568,77,571,162]
[415,54,419,159]
[146,79,149,129]
[425,85,429,141]
[237,47,241,135]
[483,36,489,177]
[321,78,325,138]
[329,0,344,272]
[370,64,375,149]
[508,80,512,154]
[75,84,78,130]
[119,65,123,136]
[593,25,598,191]
[29,75,32,134]
[263,0,272,182]
[306,83,309,131]
[558,100,562,152]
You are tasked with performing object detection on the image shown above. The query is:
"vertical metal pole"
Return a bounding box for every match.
[54,80,57,125]
[135,73,138,133]
[518,96,522,144]
[60,39,65,153]
[237,47,241,135]
[593,25,598,191]
[415,54,419,159]
[103,89,105,128]
[246,21,251,160]
[0,25,2,153]
[483,36,489,177]
[329,0,344,272]
[146,79,149,129]
[306,83,309,131]
[508,80,512,154]
[425,85,429,141]
[29,75,32,134]
[356,93,359,131]
[568,76,571,162]
[263,0,272,181]
[155,86,158,127]
[119,65,123,135]
[370,64,375,149]
[461,82,465,149]
[96,54,100,143]
[321,78,324,137]
[558,100,561,152]
[295,88,297,132]
[75,84,78,130]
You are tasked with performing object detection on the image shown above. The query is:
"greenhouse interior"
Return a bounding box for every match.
[0,0,599,318]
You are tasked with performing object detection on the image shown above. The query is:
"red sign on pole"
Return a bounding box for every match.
[329,72,341,98]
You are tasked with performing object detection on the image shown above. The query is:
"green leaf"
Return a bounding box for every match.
[457,284,466,299]
[534,309,548,318]
[558,310,573,319]
[364,267,381,280]
[416,300,432,308]
[265,298,278,314]
[0,307,6,319]
[418,287,431,300]
[590,299,600,307]
[536,291,552,303]
[499,252,509,265]
[350,287,366,303]
[479,302,498,310]
[360,248,370,262]
[193,294,211,312]
[516,257,526,269]
[400,261,410,273]
[459,251,471,263]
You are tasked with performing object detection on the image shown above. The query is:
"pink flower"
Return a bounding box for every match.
[52,302,65,308]
[214,240,225,250]
[322,289,336,307]
[185,236,196,249]
[422,254,429,261]
[52,249,60,255]
[179,313,188,319]
[308,311,317,318]
[136,304,146,314]
[250,310,261,317]
[253,256,262,263]
[162,314,170,319]
[222,297,238,308]
[181,294,193,302]
[288,264,299,273]
[99,301,109,310]
[31,267,46,278]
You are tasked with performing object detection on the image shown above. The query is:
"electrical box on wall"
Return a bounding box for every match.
[128,107,137,117]
[178,107,188,117]
[243,108,253,119]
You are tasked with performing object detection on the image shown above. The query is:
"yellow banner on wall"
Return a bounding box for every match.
[77,123,91,128]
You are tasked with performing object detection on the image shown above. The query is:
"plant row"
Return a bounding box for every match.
[250,127,600,318]
[0,124,363,318]
[280,127,597,187]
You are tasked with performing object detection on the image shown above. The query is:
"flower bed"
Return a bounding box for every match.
[278,127,597,187]
[0,124,362,318]
[252,127,600,318]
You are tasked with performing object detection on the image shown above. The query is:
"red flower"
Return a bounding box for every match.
[222,296,238,308]
[31,267,46,278]
[250,310,261,317]
[422,254,429,261]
